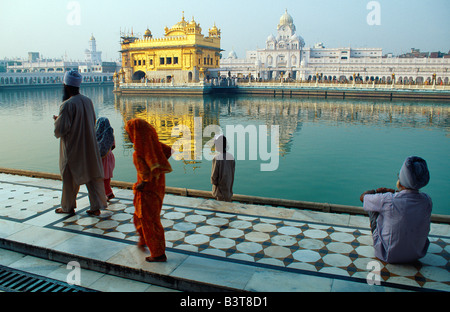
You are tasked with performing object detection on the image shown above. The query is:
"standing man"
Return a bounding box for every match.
[54,70,107,216]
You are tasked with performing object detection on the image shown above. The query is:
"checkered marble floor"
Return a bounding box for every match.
[1,173,449,292]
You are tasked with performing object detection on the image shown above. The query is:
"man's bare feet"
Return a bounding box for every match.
[55,208,75,214]
[86,209,100,216]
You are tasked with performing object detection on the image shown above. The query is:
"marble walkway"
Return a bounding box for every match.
[0,173,449,292]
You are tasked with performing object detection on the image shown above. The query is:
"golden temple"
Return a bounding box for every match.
[118,12,222,84]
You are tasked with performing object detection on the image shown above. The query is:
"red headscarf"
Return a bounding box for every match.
[125,118,172,178]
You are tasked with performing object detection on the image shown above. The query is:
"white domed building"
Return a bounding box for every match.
[220,10,305,80]
[257,9,305,80]
[227,50,238,59]
[219,48,260,79]
[220,10,450,84]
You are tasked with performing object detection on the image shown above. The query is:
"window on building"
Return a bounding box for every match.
[150,59,153,65]
[138,60,141,66]
[160,58,165,65]
[167,57,172,64]
[134,60,137,66]
[143,60,146,65]
[174,57,178,64]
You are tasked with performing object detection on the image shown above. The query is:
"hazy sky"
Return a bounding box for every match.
[1,0,449,61]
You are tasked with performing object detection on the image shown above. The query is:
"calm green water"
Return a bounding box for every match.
[0,85,449,215]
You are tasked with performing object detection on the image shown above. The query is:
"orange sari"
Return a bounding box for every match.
[125,118,172,259]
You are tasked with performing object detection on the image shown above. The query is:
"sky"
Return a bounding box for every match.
[0,0,449,62]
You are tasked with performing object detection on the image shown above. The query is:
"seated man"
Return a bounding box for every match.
[360,156,432,264]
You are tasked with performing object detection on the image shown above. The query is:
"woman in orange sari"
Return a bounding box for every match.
[125,118,172,262]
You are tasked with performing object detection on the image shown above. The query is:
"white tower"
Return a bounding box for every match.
[85,34,102,64]
[259,10,306,80]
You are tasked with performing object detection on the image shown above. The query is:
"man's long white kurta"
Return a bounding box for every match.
[54,94,104,185]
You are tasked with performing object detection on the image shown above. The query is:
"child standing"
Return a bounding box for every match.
[96,117,116,201]
[360,156,432,264]
[211,134,235,202]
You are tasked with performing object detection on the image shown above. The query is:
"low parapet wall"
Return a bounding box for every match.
[234,85,450,101]
[1,167,448,224]
[114,81,450,100]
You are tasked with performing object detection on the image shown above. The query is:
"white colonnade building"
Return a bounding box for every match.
[220,10,449,85]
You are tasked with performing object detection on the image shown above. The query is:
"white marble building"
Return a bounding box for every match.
[0,36,120,87]
[220,49,258,79]
[257,9,305,80]
[221,10,450,84]
[85,34,102,64]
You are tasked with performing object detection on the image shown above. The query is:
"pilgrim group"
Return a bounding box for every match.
[53,70,432,264]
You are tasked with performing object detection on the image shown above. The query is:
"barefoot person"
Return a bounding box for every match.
[96,117,116,201]
[125,118,172,262]
[360,156,432,264]
[53,70,107,216]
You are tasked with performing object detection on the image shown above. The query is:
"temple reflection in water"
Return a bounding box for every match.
[114,94,306,164]
[114,93,449,169]
[0,85,448,212]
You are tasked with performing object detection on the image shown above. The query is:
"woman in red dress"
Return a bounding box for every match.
[125,118,172,262]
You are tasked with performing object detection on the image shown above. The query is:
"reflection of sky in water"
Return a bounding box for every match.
[0,86,449,214]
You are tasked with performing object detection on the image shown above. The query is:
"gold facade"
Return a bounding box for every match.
[119,13,222,84]
[114,94,221,167]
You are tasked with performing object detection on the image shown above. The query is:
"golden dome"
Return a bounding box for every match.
[144,28,152,37]
[208,22,220,37]
[184,16,202,35]
[210,22,218,31]
[188,17,196,26]
[173,19,187,29]
[172,12,187,29]
[165,12,190,36]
